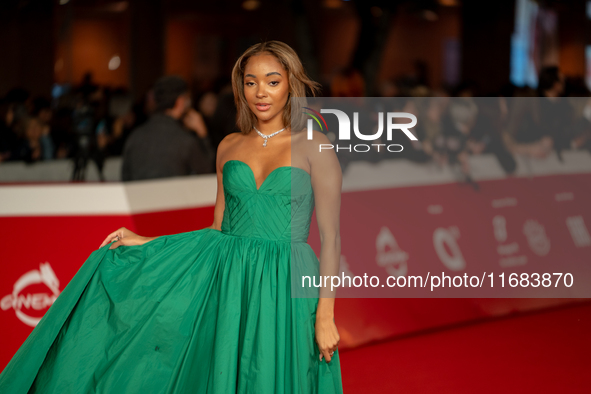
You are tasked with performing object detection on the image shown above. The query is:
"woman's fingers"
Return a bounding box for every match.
[320,348,331,363]
[99,233,116,248]
[319,344,338,363]
[100,233,119,248]
[328,343,337,356]
[316,327,340,363]
[99,227,127,248]
[109,240,124,250]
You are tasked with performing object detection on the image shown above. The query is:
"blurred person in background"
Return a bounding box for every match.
[70,88,105,181]
[331,66,365,97]
[50,100,76,160]
[435,92,473,177]
[569,94,591,153]
[197,90,217,128]
[31,96,53,130]
[31,96,58,157]
[439,83,516,176]
[195,76,231,137]
[34,97,53,135]
[563,77,591,153]
[411,95,448,161]
[95,90,138,158]
[5,88,31,126]
[503,66,572,160]
[329,67,379,172]
[537,66,574,158]
[0,99,18,162]
[12,116,54,163]
[121,75,215,181]
[0,89,32,163]
[383,96,431,163]
[377,78,398,98]
[208,82,240,155]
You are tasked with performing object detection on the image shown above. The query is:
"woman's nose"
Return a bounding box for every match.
[256,86,267,98]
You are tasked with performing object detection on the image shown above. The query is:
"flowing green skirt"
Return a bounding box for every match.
[0,228,343,393]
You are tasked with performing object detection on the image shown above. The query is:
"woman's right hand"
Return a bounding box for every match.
[99,227,147,249]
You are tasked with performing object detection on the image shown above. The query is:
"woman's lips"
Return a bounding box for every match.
[256,103,271,111]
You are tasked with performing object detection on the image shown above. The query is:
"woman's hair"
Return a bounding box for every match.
[231,40,321,134]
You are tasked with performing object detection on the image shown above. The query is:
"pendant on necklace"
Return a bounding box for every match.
[254,126,286,147]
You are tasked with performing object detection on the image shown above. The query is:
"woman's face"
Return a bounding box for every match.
[243,53,289,125]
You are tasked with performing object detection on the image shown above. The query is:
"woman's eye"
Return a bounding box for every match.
[269,81,279,87]
[245,82,255,87]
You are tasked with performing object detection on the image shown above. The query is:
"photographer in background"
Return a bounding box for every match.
[121,75,215,181]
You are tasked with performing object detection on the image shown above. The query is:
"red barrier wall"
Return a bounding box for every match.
[1,159,590,371]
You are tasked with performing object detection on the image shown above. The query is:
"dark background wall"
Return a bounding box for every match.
[1,0,589,98]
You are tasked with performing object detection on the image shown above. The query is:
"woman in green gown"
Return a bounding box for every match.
[0,40,344,393]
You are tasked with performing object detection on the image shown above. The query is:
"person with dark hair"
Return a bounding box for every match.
[536,66,573,155]
[208,82,240,155]
[0,99,19,162]
[537,66,563,97]
[504,65,573,159]
[121,75,215,181]
[12,116,54,162]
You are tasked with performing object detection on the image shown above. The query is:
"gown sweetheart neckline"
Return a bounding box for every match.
[223,159,311,192]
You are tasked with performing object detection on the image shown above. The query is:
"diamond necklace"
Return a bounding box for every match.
[254,126,286,147]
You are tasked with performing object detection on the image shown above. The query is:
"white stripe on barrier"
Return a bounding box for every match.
[0,184,130,216]
[0,175,217,216]
[0,151,590,216]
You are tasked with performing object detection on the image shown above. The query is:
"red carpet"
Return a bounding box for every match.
[339,301,591,393]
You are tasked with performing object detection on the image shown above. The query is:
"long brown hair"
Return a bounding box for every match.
[231,40,321,134]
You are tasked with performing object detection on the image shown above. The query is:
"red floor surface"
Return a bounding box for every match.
[339,301,591,393]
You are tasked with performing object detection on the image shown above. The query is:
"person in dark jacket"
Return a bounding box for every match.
[121,75,215,181]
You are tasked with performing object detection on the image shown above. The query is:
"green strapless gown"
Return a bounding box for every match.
[0,159,343,393]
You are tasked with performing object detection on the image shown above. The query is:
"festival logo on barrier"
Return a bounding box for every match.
[376,226,409,277]
[337,255,355,288]
[339,254,354,277]
[0,262,61,327]
[433,226,465,271]
[566,215,591,248]
[493,215,528,268]
[523,219,551,256]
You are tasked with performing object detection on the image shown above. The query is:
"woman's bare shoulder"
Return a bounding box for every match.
[218,132,244,159]
[220,132,244,147]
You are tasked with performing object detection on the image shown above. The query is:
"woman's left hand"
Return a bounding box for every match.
[315,316,340,363]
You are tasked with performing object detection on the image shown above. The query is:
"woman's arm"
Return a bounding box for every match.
[307,130,342,363]
[102,135,234,249]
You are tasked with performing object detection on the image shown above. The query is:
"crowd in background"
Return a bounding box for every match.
[328,65,591,178]
[1,64,591,181]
